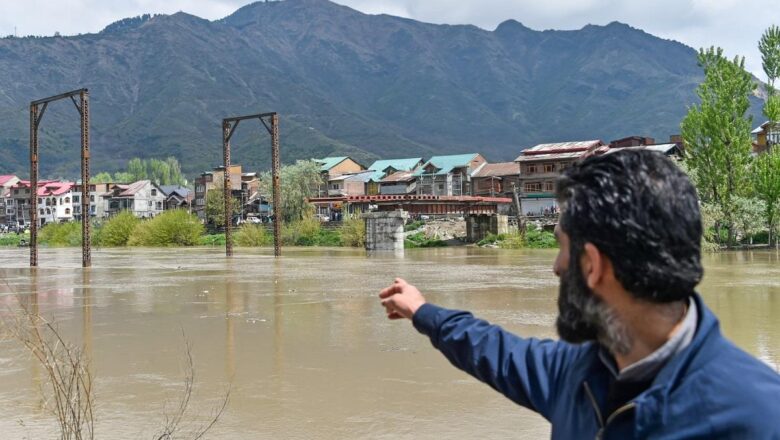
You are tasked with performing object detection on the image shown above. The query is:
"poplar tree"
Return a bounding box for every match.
[754,25,780,246]
[681,47,755,246]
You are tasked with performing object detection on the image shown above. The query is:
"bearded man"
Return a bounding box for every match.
[379,150,780,439]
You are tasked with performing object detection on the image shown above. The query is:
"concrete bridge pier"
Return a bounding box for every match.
[466,213,509,242]
[363,210,408,251]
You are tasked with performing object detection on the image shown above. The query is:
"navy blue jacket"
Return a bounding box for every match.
[412,294,780,439]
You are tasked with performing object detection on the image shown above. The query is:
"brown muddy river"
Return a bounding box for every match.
[0,247,778,438]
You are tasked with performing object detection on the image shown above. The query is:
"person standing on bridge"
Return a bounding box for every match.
[379,150,780,438]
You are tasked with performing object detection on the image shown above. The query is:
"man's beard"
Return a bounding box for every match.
[556,261,633,355]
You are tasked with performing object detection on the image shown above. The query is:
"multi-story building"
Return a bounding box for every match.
[0,175,21,226]
[315,156,366,196]
[752,121,779,154]
[365,158,424,195]
[414,153,486,196]
[35,181,76,225]
[194,165,260,222]
[160,185,193,210]
[514,140,605,216]
[103,180,166,218]
[471,162,521,198]
[72,182,117,220]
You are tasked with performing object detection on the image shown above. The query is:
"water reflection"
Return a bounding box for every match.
[0,247,776,438]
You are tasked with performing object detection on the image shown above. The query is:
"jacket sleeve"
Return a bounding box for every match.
[412,303,576,419]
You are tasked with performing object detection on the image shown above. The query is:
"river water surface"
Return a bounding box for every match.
[0,247,778,438]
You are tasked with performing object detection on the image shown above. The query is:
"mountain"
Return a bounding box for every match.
[0,0,764,178]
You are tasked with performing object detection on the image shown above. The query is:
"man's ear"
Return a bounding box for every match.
[581,243,605,290]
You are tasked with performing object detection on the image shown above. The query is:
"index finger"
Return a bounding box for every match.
[379,282,402,299]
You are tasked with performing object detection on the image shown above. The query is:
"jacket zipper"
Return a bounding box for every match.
[583,381,637,440]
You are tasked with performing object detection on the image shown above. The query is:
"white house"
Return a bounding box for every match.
[104,180,166,218]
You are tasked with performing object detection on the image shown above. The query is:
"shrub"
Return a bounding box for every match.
[523,224,557,249]
[199,233,226,246]
[340,215,365,247]
[405,231,447,248]
[38,222,82,247]
[235,225,271,247]
[128,210,204,246]
[0,233,29,246]
[281,216,322,246]
[97,211,139,246]
[404,220,425,232]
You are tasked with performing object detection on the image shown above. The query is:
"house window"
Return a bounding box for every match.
[151,189,157,196]
[148,200,153,207]
[65,208,71,215]
[544,181,555,191]
[73,195,80,203]
[64,197,70,203]
[14,189,18,195]
[524,182,542,192]
[89,185,96,191]
[90,195,95,202]
[527,164,538,174]
[544,163,554,173]
[90,206,96,214]
[46,208,51,214]
[39,209,44,215]
[156,201,162,210]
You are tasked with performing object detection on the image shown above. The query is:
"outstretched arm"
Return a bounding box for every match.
[380,278,577,419]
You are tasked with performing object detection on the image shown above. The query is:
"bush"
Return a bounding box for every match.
[97,211,139,246]
[0,233,29,246]
[405,231,447,248]
[340,215,365,247]
[404,220,425,232]
[523,225,557,249]
[199,233,226,246]
[128,210,204,246]
[38,222,82,247]
[235,225,271,247]
[282,216,322,246]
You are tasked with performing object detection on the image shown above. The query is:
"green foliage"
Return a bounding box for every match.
[477,225,557,249]
[524,225,558,249]
[127,209,204,246]
[0,233,29,246]
[93,157,188,186]
[759,25,780,96]
[91,172,113,184]
[700,202,725,251]
[751,149,780,245]
[404,232,447,248]
[732,197,766,244]
[205,181,241,227]
[199,234,226,246]
[681,47,755,245]
[282,216,321,245]
[339,214,365,247]
[259,160,323,223]
[404,220,425,231]
[38,222,83,247]
[235,224,272,247]
[96,211,139,246]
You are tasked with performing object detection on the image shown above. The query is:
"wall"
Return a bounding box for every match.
[466,214,509,242]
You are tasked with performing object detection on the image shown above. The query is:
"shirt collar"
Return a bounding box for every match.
[599,296,698,382]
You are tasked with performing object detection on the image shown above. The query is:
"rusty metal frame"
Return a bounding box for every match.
[221,112,281,257]
[29,88,91,267]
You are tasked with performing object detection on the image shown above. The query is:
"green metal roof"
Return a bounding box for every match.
[367,157,423,181]
[413,153,480,176]
[314,156,349,172]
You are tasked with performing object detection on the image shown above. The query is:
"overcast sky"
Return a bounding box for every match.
[0,0,776,79]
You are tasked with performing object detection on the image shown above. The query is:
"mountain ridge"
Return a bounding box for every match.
[0,0,763,178]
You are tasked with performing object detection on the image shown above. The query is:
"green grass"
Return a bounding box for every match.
[476,225,557,249]
[0,233,29,246]
[200,233,226,246]
[405,231,447,248]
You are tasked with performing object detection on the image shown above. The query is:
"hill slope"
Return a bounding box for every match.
[0,0,762,177]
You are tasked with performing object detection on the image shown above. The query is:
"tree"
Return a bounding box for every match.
[205,181,240,227]
[91,172,113,183]
[258,160,323,223]
[733,197,767,245]
[759,25,780,152]
[681,47,756,246]
[127,158,146,181]
[752,149,780,246]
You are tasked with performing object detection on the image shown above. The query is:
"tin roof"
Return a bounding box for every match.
[367,157,423,181]
[315,156,349,171]
[38,181,75,197]
[344,171,375,183]
[414,153,481,176]
[604,144,679,155]
[0,175,19,186]
[514,140,603,161]
[381,171,415,183]
[472,162,520,178]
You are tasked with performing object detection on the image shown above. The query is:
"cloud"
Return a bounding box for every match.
[0,0,775,77]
